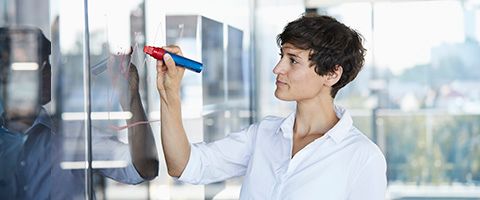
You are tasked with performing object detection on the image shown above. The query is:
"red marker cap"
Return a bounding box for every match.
[143,46,166,60]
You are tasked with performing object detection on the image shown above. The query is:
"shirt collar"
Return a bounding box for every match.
[279,112,295,139]
[25,107,54,134]
[278,105,353,143]
[32,107,53,130]
[326,105,353,143]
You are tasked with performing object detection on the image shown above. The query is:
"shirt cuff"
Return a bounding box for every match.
[96,160,145,185]
[177,143,201,184]
[125,161,146,184]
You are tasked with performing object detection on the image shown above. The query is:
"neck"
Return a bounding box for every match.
[3,108,40,133]
[294,95,339,138]
[6,118,35,133]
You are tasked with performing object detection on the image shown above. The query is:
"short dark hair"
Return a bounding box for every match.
[277,13,366,98]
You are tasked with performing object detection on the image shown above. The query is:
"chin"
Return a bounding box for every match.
[5,108,38,121]
[274,90,293,101]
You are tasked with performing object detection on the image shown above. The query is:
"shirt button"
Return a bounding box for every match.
[20,161,26,166]
[23,185,28,191]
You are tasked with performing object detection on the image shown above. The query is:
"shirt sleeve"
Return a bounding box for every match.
[96,161,144,185]
[178,124,257,185]
[347,154,387,200]
[92,134,144,185]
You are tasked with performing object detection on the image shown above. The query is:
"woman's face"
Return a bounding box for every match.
[273,43,329,101]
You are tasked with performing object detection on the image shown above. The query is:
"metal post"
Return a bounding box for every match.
[82,0,93,199]
[249,0,257,124]
[370,2,379,145]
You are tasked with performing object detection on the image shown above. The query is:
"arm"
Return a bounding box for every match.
[121,62,159,180]
[155,46,255,181]
[347,154,387,200]
[177,126,255,184]
[155,45,189,177]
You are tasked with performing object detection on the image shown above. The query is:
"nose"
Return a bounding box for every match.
[273,61,285,75]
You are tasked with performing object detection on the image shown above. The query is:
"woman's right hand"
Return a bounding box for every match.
[156,45,186,103]
[156,45,191,177]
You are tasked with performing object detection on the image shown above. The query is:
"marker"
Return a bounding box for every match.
[143,46,203,73]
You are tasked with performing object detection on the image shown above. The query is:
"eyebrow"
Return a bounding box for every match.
[286,53,299,58]
[280,48,301,58]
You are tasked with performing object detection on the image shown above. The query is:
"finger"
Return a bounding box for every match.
[177,63,186,77]
[129,63,137,73]
[163,53,178,77]
[156,59,167,73]
[128,67,140,92]
[129,63,139,80]
[162,45,183,56]
[156,61,165,91]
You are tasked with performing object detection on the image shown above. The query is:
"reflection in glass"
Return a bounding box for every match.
[0,27,46,198]
[227,25,244,99]
[226,25,251,132]
[202,17,225,106]
[166,15,203,119]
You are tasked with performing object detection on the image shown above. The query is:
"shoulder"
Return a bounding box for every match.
[347,127,386,167]
[260,115,285,123]
[248,115,286,128]
[243,115,286,137]
[256,115,285,130]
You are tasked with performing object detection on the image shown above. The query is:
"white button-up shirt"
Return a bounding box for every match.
[179,105,387,200]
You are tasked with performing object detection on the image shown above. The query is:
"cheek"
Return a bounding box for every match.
[291,70,321,88]
[291,73,324,94]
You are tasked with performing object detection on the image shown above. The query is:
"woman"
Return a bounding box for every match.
[156,13,386,199]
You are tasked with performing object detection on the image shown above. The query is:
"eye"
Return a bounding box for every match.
[290,58,298,64]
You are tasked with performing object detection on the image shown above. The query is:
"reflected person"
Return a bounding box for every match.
[0,27,158,200]
[156,14,386,199]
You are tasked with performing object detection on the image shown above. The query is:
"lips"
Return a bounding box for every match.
[276,79,287,86]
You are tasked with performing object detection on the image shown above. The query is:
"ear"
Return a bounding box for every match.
[325,65,342,87]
